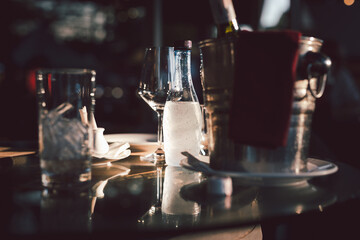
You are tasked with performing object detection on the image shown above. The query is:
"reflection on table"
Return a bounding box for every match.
[1,139,360,239]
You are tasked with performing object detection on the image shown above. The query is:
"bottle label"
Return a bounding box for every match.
[163,101,202,166]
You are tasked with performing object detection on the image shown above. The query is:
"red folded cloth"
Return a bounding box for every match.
[228,30,301,148]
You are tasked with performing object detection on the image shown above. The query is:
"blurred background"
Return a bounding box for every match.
[0,0,360,168]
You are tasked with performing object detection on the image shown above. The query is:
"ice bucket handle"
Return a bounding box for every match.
[304,51,332,99]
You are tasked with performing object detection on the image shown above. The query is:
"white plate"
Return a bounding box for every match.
[104,133,157,145]
[92,142,131,166]
[180,157,338,187]
[92,149,131,166]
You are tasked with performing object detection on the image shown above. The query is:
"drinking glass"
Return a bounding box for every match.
[36,68,96,189]
[137,47,174,163]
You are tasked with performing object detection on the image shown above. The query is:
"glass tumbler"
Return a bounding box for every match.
[36,68,96,189]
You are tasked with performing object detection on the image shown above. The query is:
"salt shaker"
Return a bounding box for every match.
[93,127,109,155]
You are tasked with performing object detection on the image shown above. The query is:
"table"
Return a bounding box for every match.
[1,138,360,239]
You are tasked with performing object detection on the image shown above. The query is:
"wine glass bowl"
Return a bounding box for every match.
[137,89,167,111]
[137,47,175,163]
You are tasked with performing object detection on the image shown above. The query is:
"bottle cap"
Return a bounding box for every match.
[174,40,192,50]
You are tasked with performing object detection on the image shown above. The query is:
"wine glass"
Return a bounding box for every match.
[137,47,175,163]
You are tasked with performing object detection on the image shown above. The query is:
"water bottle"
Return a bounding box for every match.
[163,40,202,166]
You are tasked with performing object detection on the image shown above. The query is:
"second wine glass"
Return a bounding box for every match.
[137,47,175,163]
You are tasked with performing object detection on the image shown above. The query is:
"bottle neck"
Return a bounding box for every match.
[175,50,192,82]
[209,0,239,38]
[170,50,198,102]
[216,19,239,38]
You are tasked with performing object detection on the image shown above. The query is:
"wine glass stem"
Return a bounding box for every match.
[156,110,164,149]
[156,166,163,205]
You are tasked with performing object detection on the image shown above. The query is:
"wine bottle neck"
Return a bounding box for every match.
[216,19,239,38]
[209,0,239,37]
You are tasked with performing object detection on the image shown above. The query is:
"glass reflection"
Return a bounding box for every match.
[40,189,92,233]
[161,166,202,228]
[257,182,338,217]
[90,163,130,216]
[138,165,202,229]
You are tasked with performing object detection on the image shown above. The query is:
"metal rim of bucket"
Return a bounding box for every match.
[198,37,234,48]
[198,34,328,100]
[198,35,323,48]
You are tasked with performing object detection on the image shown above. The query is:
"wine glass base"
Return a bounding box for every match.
[137,203,162,226]
[140,149,165,165]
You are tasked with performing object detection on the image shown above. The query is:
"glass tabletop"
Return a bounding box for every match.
[1,144,360,239]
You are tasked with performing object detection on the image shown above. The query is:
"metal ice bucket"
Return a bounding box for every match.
[199,36,331,173]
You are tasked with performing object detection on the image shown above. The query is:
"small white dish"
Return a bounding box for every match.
[92,150,131,166]
[92,142,131,166]
[180,156,338,187]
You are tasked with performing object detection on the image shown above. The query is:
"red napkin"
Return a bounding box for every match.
[228,30,301,148]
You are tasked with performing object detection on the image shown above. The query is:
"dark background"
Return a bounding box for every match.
[0,0,360,169]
